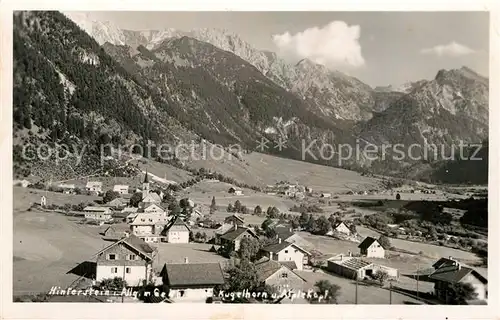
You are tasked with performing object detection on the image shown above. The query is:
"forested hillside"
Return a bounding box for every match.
[13,11,196,180]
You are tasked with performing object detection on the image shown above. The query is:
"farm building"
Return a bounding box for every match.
[228,187,243,195]
[160,261,225,302]
[143,203,166,214]
[100,224,131,241]
[113,184,130,195]
[58,183,76,193]
[358,237,385,258]
[327,255,374,279]
[224,214,245,226]
[219,226,258,252]
[429,257,488,303]
[331,221,352,235]
[85,181,102,193]
[255,258,306,292]
[14,179,31,188]
[261,239,310,271]
[274,226,314,252]
[94,234,156,286]
[327,254,399,280]
[164,216,190,244]
[105,198,127,209]
[129,212,169,243]
[320,193,332,198]
[83,206,113,221]
[121,207,138,223]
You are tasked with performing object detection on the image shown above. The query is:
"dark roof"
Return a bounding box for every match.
[261,241,310,255]
[165,216,190,232]
[275,226,294,240]
[262,240,293,253]
[112,211,130,218]
[96,234,156,260]
[280,261,297,270]
[102,224,130,235]
[162,263,225,287]
[225,214,244,223]
[358,237,379,250]
[125,234,156,254]
[429,266,487,284]
[220,227,257,241]
[432,257,457,269]
[255,259,282,282]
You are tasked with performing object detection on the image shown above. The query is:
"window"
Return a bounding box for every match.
[108,254,116,260]
[284,250,288,254]
[281,273,288,278]
[128,254,136,260]
[125,267,131,274]
[111,267,118,273]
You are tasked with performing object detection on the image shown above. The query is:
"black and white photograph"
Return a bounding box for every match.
[1,1,498,319]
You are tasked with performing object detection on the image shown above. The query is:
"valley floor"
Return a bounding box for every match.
[12,176,487,302]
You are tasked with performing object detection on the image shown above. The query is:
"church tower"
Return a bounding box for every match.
[142,170,150,199]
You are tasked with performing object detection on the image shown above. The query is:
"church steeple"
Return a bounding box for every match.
[142,170,150,199]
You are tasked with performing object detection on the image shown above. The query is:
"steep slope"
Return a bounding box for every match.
[63,17,379,122]
[103,39,363,168]
[356,67,488,176]
[13,11,196,180]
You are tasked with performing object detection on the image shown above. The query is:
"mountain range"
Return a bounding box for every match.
[12,11,489,184]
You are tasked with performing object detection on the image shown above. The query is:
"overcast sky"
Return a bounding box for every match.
[82,11,489,87]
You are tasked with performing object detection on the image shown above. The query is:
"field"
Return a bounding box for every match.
[295,270,429,304]
[180,180,298,213]
[181,150,383,192]
[357,226,482,263]
[13,188,106,294]
[12,171,487,301]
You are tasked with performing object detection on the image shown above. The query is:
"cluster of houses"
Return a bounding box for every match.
[264,182,312,200]
[80,172,191,244]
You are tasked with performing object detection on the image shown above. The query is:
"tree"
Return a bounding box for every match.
[179,198,191,209]
[315,216,331,235]
[378,235,392,249]
[227,203,234,212]
[267,206,279,218]
[373,270,389,286]
[129,192,142,207]
[299,212,310,229]
[164,192,176,205]
[447,283,478,304]
[225,259,259,292]
[395,193,401,200]
[195,231,203,242]
[169,202,181,215]
[103,190,120,203]
[306,215,316,232]
[261,218,273,232]
[254,205,262,215]
[234,200,242,212]
[313,280,341,304]
[290,218,300,229]
[239,237,261,261]
[428,226,439,241]
[99,277,127,291]
[210,196,217,214]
